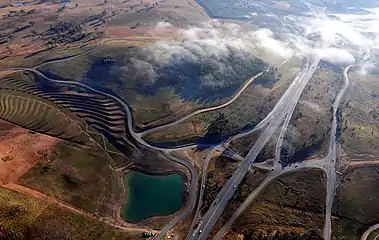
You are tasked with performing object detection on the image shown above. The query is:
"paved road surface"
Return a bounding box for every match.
[154,152,198,239]
[188,56,320,240]
[186,147,222,239]
[1,67,197,152]
[361,224,379,240]
[214,63,351,240]
[214,158,327,239]
[323,64,352,240]
[0,67,198,240]
[229,55,310,141]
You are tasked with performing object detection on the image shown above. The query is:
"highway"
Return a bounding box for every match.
[214,158,327,239]
[323,64,351,240]
[273,90,299,166]
[229,55,310,141]
[188,55,320,240]
[186,147,222,239]
[3,4,332,240]
[322,47,371,239]
[214,62,355,240]
[0,1,359,240]
[191,6,335,239]
[1,5,366,238]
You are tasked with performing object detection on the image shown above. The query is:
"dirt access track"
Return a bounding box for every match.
[0,120,60,185]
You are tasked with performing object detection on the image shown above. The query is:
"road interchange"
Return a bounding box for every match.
[0,54,322,240]
[188,54,321,240]
[0,6,374,238]
[6,10,324,240]
[0,52,366,240]
[212,62,352,240]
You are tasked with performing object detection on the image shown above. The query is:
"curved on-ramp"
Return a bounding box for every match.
[362,224,379,240]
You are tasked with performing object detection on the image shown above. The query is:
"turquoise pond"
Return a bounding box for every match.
[122,171,185,223]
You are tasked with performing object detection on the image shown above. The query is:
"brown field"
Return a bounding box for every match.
[281,65,343,165]
[0,0,106,67]
[18,141,121,218]
[226,169,326,239]
[341,72,379,157]
[0,120,60,185]
[336,166,379,234]
[0,186,147,239]
[0,0,207,66]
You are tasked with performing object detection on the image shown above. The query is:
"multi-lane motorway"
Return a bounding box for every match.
[213,62,353,240]
[187,4,338,238]
[0,4,372,238]
[0,49,364,240]
[323,64,352,239]
[188,55,321,240]
[186,147,223,239]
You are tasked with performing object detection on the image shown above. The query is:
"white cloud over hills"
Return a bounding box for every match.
[153,6,379,70]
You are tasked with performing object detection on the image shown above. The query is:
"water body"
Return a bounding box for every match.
[122,171,185,223]
[195,0,249,20]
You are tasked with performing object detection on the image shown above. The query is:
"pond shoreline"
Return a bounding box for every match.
[121,169,187,224]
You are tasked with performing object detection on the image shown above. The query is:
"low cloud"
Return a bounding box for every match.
[149,22,294,66]
[127,7,379,95]
[314,47,356,64]
[116,22,281,101]
[294,7,379,65]
[249,28,293,59]
[156,21,173,28]
[150,5,379,71]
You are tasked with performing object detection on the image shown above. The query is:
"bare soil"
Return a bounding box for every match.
[0,120,60,185]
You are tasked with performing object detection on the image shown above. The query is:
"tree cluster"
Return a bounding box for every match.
[44,21,87,45]
[206,113,237,137]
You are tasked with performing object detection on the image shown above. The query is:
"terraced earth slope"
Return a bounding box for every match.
[0,71,134,167]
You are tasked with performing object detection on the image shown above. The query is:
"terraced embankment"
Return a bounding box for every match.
[41,92,136,164]
[0,84,93,147]
[0,71,134,167]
